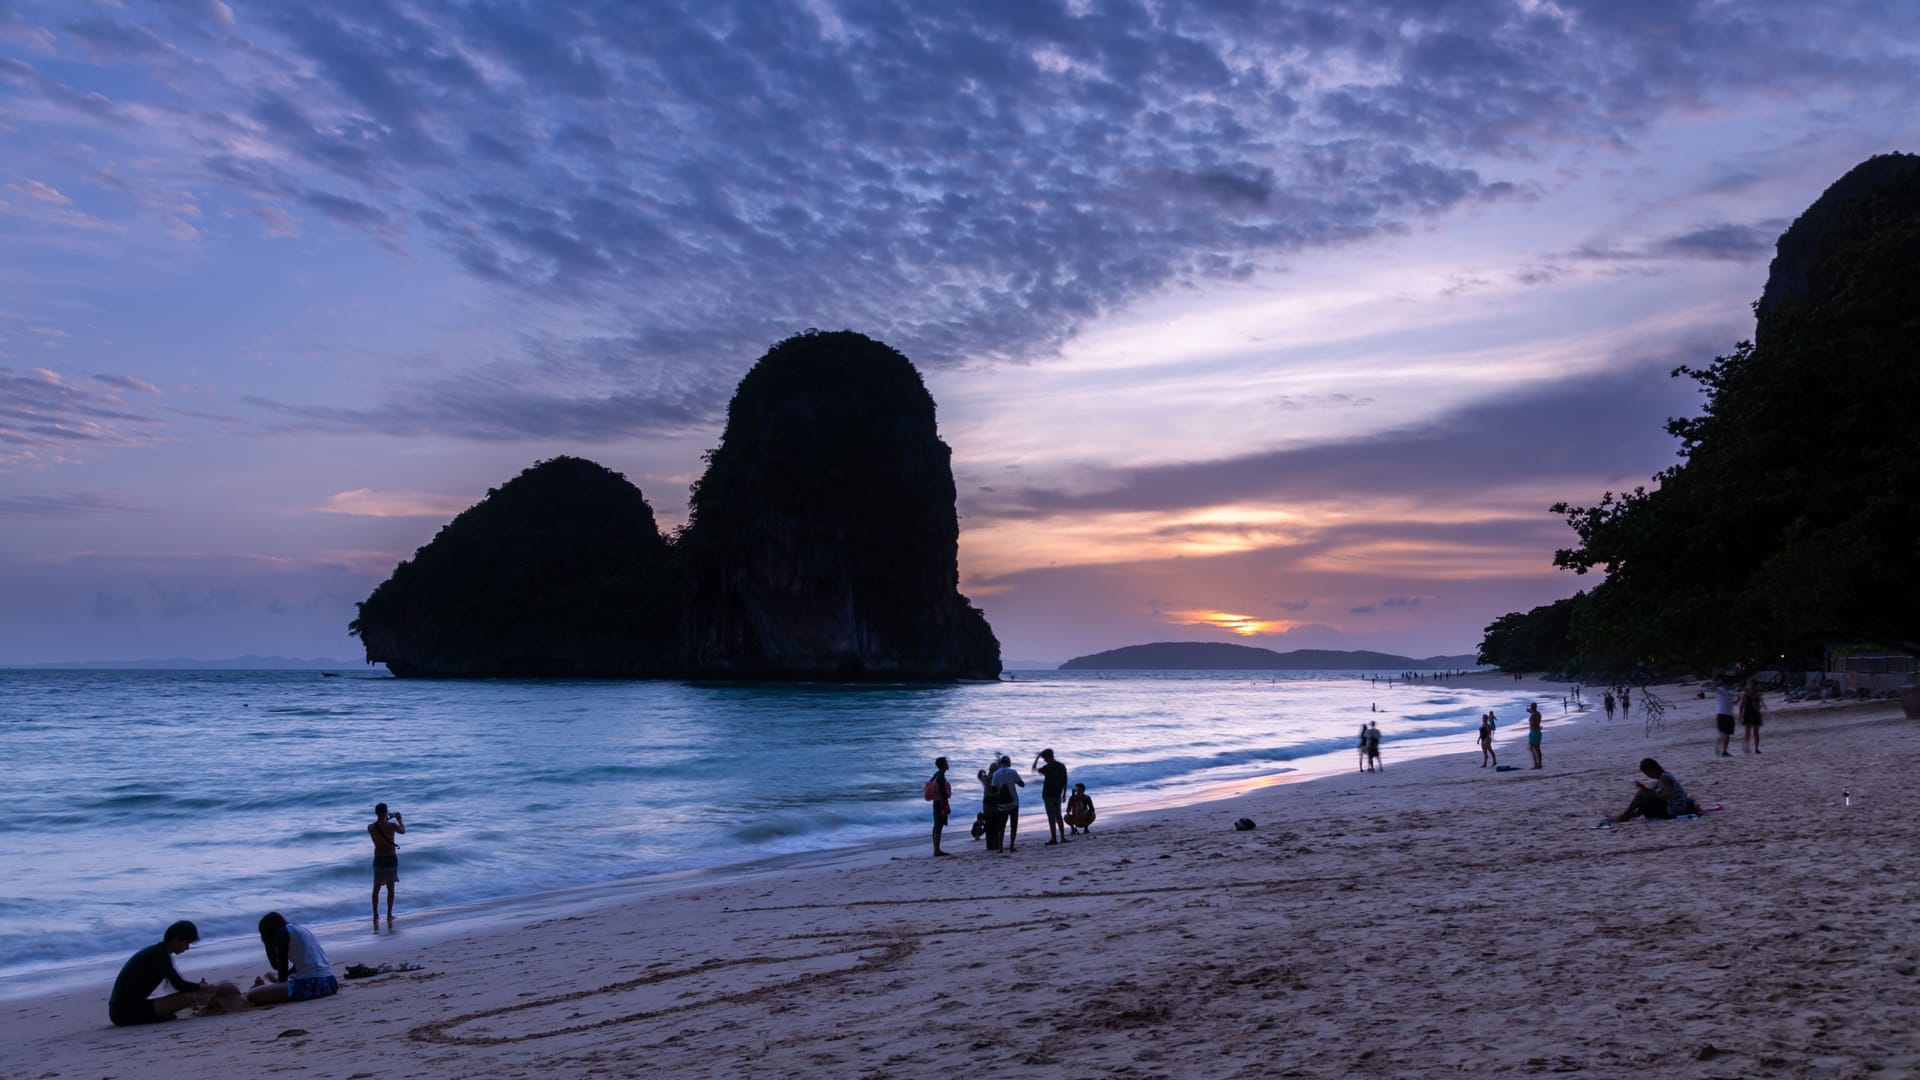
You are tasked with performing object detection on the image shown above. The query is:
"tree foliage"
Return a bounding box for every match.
[1477,594,1584,674]
[1545,153,1920,671]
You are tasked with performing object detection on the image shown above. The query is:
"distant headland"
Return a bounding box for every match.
[1058,642,1479,671]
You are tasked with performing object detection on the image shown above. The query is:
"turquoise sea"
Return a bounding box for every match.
[0,667,1541,980]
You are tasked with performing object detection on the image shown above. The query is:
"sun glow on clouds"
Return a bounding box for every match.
[1162,610,1298,637]
[316,489,473,518]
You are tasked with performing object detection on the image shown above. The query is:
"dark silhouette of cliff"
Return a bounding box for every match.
[680,330,1001,680]
[350,456,680,677]
[352,332,1001,681]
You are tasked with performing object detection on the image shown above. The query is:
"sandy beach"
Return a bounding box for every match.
[4,673,1915,1079]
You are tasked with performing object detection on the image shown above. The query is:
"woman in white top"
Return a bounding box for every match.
[245,911,338,1005]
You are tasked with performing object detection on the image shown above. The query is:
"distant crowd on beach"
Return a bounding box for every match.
[106,800,407,1027]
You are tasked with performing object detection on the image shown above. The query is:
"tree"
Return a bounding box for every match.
[1550,154,1920,670]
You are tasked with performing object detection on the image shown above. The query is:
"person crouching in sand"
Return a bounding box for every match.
[108,920,234,1026]
[1064,783,1095,835]
[1610,758,1696,823]
[246,912,338,1006]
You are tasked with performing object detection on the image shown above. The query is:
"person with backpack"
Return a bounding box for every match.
[924,757,953,856]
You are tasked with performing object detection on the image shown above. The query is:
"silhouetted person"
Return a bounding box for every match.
[1033,749,1069,844]
[109,920,220,1026]
[369,803,405,926]
[927,757,953,856]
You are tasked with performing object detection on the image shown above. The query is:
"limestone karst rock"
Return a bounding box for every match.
[680,330,1002,680]
[351,456,680,677]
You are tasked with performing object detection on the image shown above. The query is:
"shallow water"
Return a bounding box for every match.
[0,667,1534,977]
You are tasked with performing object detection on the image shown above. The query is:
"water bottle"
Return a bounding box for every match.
[1843,789,1851,807]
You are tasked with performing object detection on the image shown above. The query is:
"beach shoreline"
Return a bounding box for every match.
[7,673,1913,1077]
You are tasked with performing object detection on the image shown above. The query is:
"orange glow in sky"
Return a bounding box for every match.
[1163,610,1295,637]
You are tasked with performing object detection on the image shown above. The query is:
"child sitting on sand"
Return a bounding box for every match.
[1064,783,1095,834]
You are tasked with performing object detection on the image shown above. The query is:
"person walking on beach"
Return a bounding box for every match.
[369,803,405,926]
[1619,687,1631,720]
[1526,702,1544,769]
[245,912,338,1005]
[1033,749,1070,845]
[927,757,953,856]
[1357,723,1370,772]
[1478,711,1497,768]
[990,755,1025,851]
[1603,691,1615,721]
[1713,678,1738,757]
[978,759,1006,851]
[108,920,221,1026]
[1739,680,1765,754]
[1365,721,1384,771]
[1065,783,1095,834]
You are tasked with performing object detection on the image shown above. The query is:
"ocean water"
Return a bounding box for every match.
[0,667,1540,979]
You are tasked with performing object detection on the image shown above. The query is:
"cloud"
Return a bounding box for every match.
[0,491,145,518]
[1574,220,1787,263]
[8,179,70,204]
[0,0,1913,446]
[987,357,1707,520]
[316,488,474,518]
[0,366,169,464]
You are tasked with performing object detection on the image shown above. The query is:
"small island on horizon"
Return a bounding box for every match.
[1058,641,1480,671]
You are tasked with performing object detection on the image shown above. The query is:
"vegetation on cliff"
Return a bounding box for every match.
[350,456,680,677]
[1481,153,1920,674]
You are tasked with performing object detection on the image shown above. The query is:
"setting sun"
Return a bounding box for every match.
[1163,610,1293,637]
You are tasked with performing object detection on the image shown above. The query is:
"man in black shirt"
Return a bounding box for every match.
[109,920,211,1026]
[1033,748,1070,845]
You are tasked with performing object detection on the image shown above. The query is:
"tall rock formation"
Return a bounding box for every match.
[680,330,1001,680]
[350,456,680,677]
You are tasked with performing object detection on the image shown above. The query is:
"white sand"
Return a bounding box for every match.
[5,674,1916,1078]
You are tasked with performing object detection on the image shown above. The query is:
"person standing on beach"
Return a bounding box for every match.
[979,760,1005,851]
[1603,692,1615,720]
[1365,721,1384,771]
[369,803,405,926]
[1713,679,1738,757]
[1620,688,1631,720]
[1478,712,1497,768]
[245,912,338,1005]
[1740,680,1765,754]
[927,757,953,856]
[1033,749,1069,845]
[108,920,218,1026]
[990,755,1025,851]
[1526,702,1544,769]
[1357,723,1369,772]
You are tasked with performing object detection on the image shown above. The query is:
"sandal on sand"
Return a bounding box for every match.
[1594,819,1614,830]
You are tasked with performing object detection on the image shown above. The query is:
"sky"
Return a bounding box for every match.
[2,0,1916,666]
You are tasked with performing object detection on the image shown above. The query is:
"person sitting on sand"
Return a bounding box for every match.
[369,802,405,926]
[246,912,338,1006]
[1065,783,1095,834]
[1526,702,1544,769]
[1478,712,1497,768]
[108,920,224,1026]
[1611,758,1695,822]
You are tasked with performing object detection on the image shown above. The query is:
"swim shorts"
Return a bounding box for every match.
[288,974,339,1002]
[1527,729,1542,745]
[373,853,399,884]
[1716,714,1736,735]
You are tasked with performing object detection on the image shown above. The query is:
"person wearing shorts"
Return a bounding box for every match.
[1739,680,1765,754]
[1713,679,1738,757]
[928,757,953,857]
[369,802,405,925]
[246,912,337,1005]
[1526,702,1544,769]
[108,920,214,1026]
